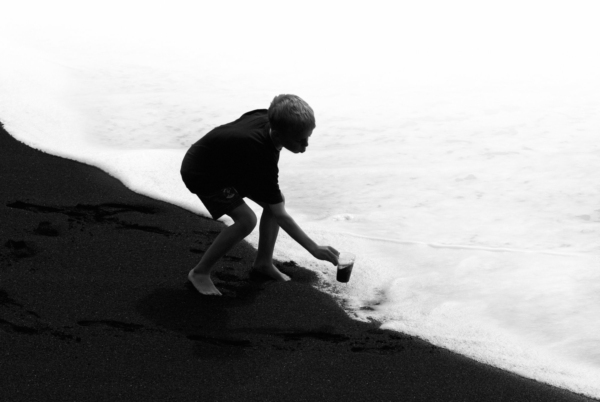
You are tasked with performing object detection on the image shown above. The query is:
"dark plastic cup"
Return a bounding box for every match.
[336,252,356,283]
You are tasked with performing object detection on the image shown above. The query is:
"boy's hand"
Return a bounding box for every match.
[311,246,340,266]
[267,202,339,266]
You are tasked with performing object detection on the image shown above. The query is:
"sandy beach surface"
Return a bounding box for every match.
[0,121,595,401]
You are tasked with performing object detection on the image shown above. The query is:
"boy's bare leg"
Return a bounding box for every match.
[189,203,257,295]
[253,205,290,281]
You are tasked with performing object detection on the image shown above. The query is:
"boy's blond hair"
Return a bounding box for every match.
[268,94,316,137]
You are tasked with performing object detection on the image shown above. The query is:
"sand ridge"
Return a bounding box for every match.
[0,122,594,401]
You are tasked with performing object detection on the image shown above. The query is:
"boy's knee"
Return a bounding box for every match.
[238,209,257,234]
[228,203,257,235]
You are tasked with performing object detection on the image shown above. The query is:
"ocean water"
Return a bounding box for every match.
[2,1,600,398]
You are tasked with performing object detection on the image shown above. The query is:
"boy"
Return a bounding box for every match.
[181,94,339,296]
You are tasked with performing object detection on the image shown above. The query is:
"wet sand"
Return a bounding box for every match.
[0,122,595,401]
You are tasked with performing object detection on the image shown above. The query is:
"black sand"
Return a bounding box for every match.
[0,122,596,401]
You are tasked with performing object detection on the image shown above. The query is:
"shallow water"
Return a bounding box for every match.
[2,1,600,397]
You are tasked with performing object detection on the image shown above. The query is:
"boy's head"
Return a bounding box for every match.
[268,94,315,154]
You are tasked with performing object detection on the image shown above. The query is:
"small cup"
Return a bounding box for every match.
[336,252,356,283]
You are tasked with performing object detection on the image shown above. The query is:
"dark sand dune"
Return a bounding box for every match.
[1,122,595,401]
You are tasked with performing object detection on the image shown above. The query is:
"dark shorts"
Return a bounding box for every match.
[196,187,245,220]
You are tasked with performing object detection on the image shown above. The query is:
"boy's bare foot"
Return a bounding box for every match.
[253,264,291,281]
[188,270,222,296]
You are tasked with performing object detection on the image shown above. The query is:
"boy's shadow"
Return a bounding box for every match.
[135,260,320,358]
[136,273,263,334]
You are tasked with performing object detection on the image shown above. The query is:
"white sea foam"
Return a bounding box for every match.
[2,1,600,398]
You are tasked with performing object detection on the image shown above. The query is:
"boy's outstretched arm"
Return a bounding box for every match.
[269,202,339,266]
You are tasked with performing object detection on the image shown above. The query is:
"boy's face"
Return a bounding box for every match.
[279,129,313,154]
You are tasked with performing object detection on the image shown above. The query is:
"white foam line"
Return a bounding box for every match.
[324,230,593,258]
